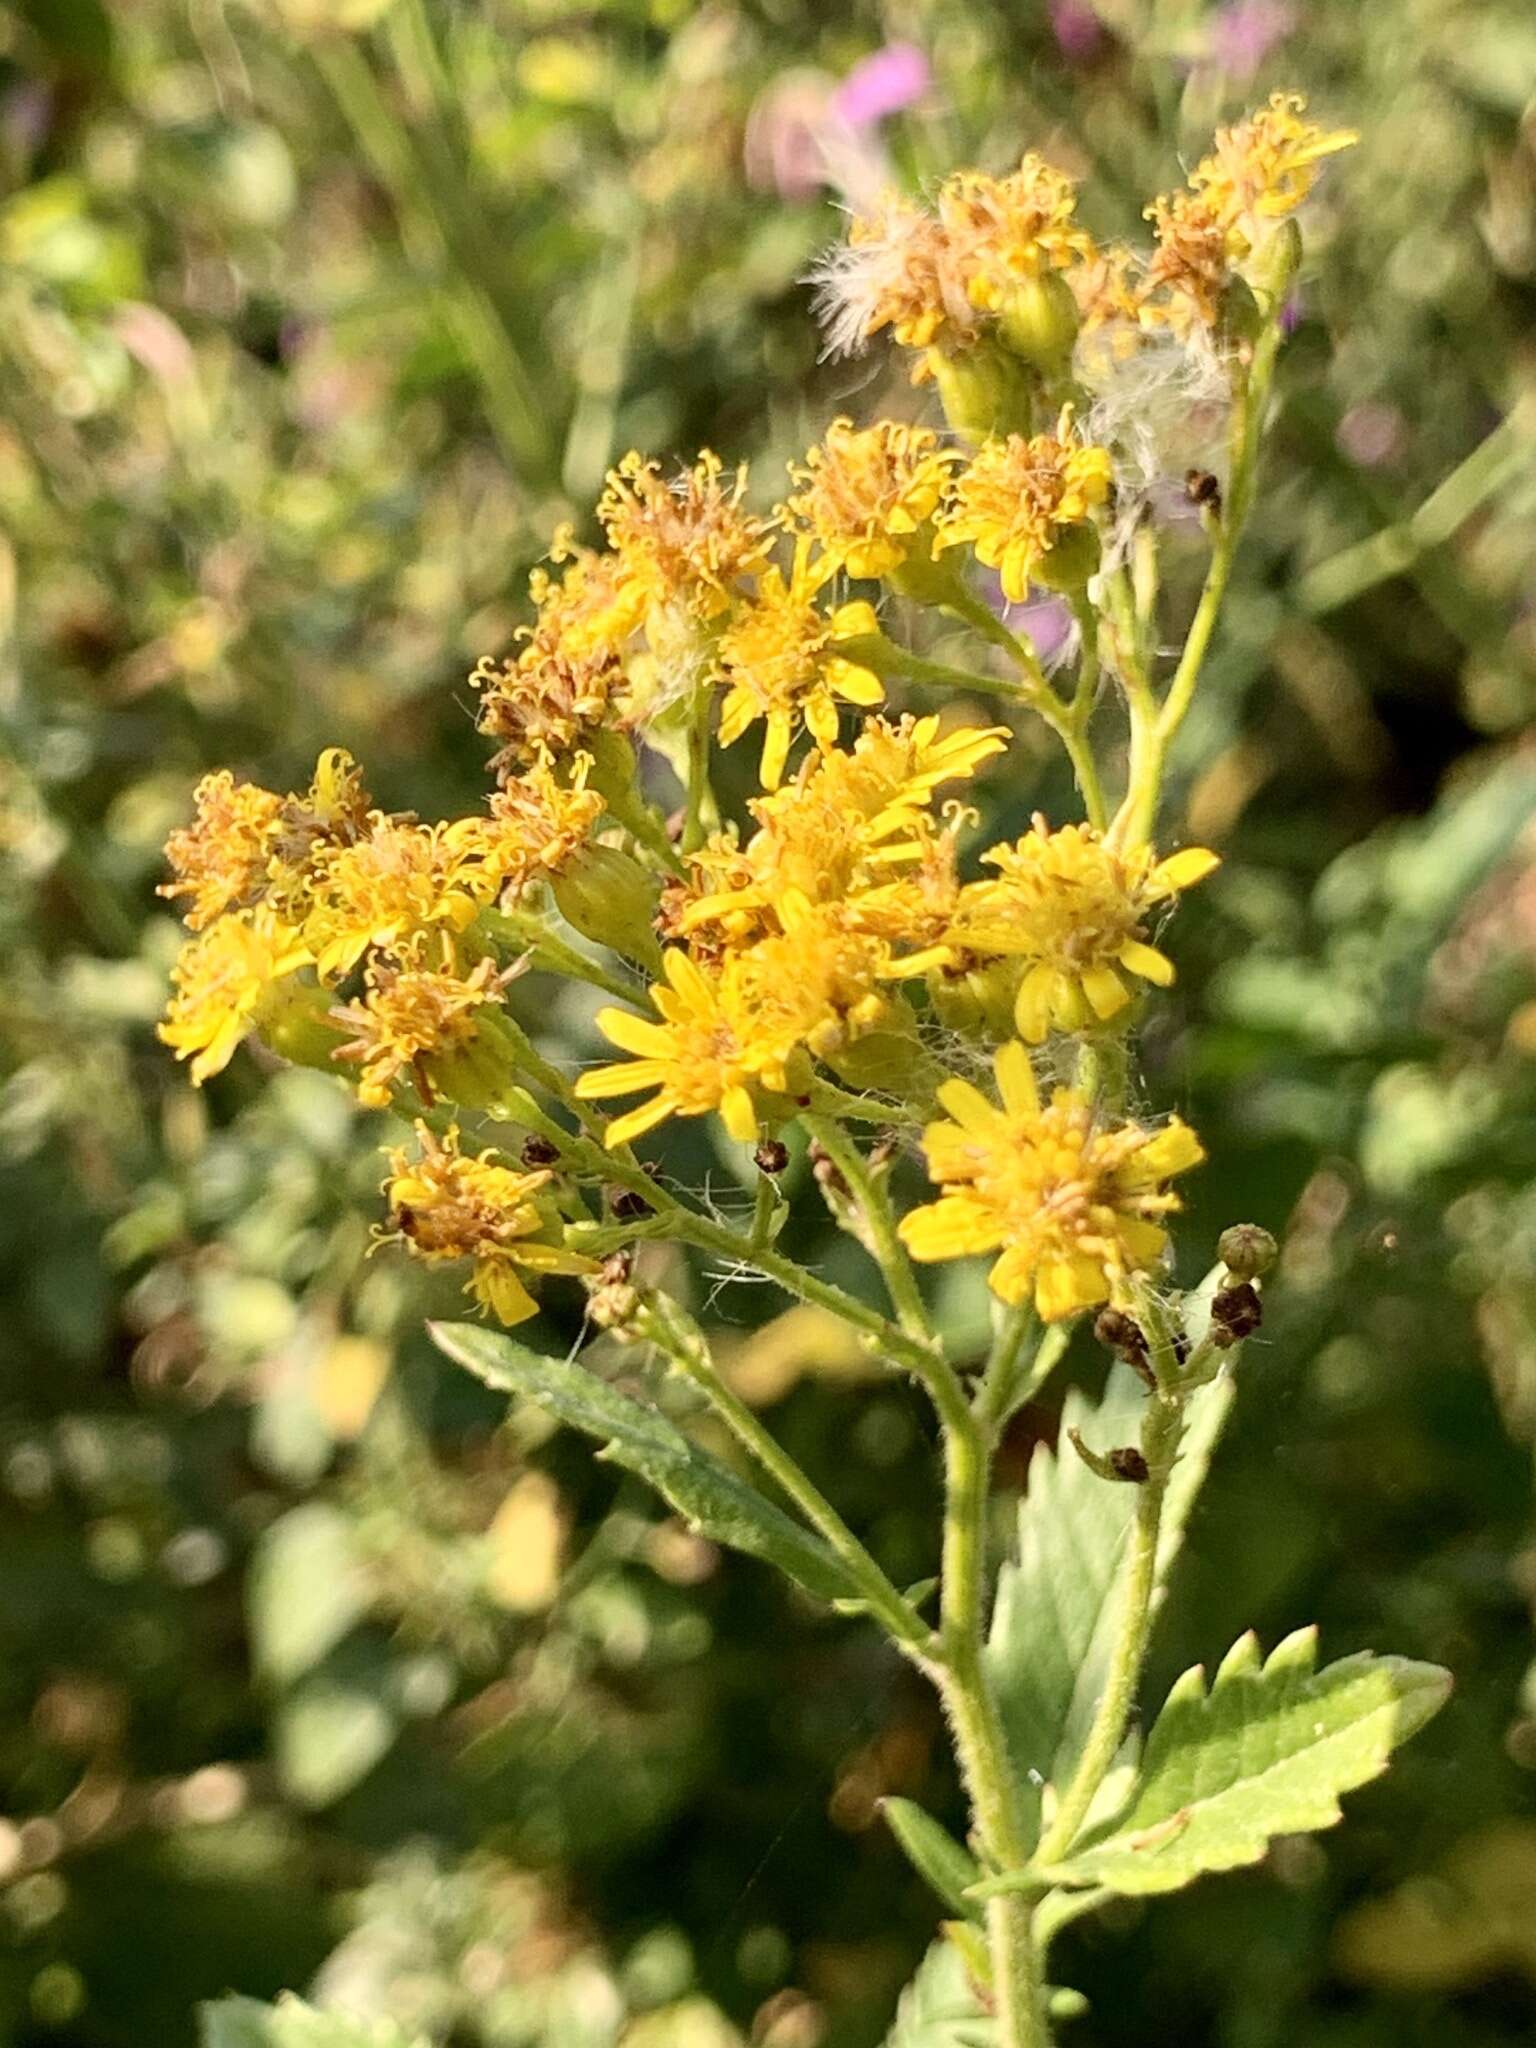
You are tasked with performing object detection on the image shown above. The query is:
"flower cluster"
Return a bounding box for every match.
[158,96,1338,1330]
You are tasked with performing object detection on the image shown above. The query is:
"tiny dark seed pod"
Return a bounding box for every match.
[1109,1446,1150,1484]
[1185,467,1222,512]
[754,1139,790,1175]
[1093,1306,1147,1357]
[521,1134,560,1168]
[609,1185,654,1221]
[1211,1280,1263,1346]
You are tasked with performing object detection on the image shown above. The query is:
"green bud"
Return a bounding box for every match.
[1217,1223,1278,1280]
[996,268,1080,377]
[821,1000,942,1105]
[1032,521,1101,594]
[256,977,343,1072]
[928,339,1038,446]
[552,845,663,971]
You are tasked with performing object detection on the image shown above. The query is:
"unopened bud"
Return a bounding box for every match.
[996,269,1080,377]
[521,1134,560,1168]
[928,338,1038,446]
[552,845,662,971]
[754,1139,789,1176]
[1217,1224,1277,1280]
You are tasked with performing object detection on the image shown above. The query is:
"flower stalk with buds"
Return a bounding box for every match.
[158,99,1445,2048]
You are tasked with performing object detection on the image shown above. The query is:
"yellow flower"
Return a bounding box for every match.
[329,946,508,1109]
[304,819,482,982]
[527,526,646,659]
[381,1123,594,1325]
[729,895,892,1082]
[937,154,1093,311]
[812,192,968,363]
[473,641,620,776]
[1191,93,1357,251]
[676,715,1004,953]
[447,755,605,905]
[899,1041,1204,1319]
[1142,95,1356,329]
[158,907,312,1084]
[948,821,1218,1040]
[783,419,956,580]
[598,450,772,624]
[159,770,284,931]
[716,544,884,790]
[934,413,1113,601]
[575,948,772,1149]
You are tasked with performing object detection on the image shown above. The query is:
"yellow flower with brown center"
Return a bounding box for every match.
[576,948,775,1149]
[783,420,956,581]
[381,1123,594,1326]
[329,947,509,1109]
[947,820,1219,1040]
[159,770,284,931]
[158,907,312,1084]
[899,1041,1204,1319]
[716,545,885,791]
[937,154,1093,311]
[598,450,772,623]
[934,414,1113,601]
[304,819,482,982]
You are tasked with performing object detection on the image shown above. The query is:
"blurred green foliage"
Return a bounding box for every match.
[2,0,1535,2043]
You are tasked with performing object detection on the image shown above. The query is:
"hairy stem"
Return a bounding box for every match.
[801,1114,931,1342]
[639,1294,933,1651]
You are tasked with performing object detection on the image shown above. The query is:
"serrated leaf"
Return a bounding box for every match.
[1045,1628,1451,1896]
[985,1364,1234,1840]
[200,1993,423,2048]
[884,1941,993,2047]
[249,1503,370,1685]
[430,1320,860,1605]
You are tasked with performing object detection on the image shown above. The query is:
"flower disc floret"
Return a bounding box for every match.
[381,1123,593,1325]
[330,948,508,1109]
[598,450,771,623]
[936,155,1093,310]
[783,419,956,580]
[934,414,1113,601]
[899,1041,1204,1319]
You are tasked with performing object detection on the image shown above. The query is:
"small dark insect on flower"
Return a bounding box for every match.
[1185,467,1222,514]
[754,1139,790,1175]
[521,1134,561,1168]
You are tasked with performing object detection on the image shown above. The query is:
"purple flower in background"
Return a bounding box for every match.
[1050,0,1106,63]
[1279,288,1304,335]
[745,42,932,206]
[1210,0,1295,79]
[830,43,931,126]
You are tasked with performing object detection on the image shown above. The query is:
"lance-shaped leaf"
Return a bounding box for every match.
[884,1941,993,2047]
[882,1798,984,1919]
[985,1363,1234,1838]
[1041,1627,1451,1897]
[430,1320,861,1606]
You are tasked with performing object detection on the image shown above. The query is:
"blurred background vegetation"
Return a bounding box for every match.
[3,0,1536,2041]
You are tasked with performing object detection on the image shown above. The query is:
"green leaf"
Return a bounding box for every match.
[430,1320,861,1605]
[200,1993,422,2048]
[884,1941,993,2047]
[249,1504,370,1685]
[985,1364,1234,1839]
[882,1798,983,1919]
[1044,1628,1451,1897]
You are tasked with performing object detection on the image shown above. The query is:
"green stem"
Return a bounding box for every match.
[937,1405,1047,2046]
[640,1294,931,1651]
[481,910,639,1004]
[681,687,715,854]
[1034,1391,1183,1866]
[801,1114,931,1342]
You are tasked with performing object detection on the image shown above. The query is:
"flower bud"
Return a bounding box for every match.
[927,340,1038,446]
[996,269,1080,377]
[1032,520,1101,594]
[552,845,663,972]
[754,1139,789,1175]
[256,977,343,1071]
[1210,1280,1263,1347]
[1217,1224,1277,1280]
